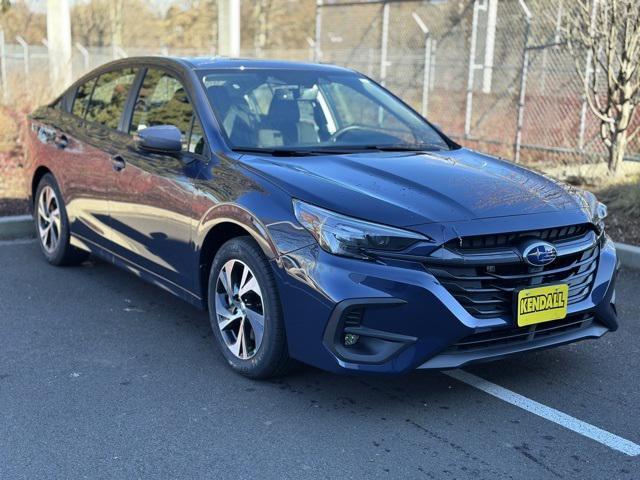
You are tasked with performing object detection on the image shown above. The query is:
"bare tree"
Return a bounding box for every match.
[71,0,111,47]
[563,0,640,176]
[0,1,46,44]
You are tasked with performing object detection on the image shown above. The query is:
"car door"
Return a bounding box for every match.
[35,73,127,249]
[107,67,206,292]
[60,68,139,249]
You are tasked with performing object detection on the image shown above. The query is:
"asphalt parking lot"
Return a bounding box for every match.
[1,239,639,480]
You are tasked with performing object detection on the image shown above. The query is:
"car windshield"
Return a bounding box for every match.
[201,68,450,153]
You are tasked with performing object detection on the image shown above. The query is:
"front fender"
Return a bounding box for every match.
[192,156,316,260]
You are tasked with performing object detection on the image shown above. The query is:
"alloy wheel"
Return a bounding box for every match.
[37,185,61,254]
[215,259,265,360]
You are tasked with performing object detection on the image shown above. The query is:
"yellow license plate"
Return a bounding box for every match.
[516,284,569,327]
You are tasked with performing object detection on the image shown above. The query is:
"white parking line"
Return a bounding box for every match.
[445,369,640,457]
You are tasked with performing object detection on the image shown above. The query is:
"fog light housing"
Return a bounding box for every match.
[343,333,360,346]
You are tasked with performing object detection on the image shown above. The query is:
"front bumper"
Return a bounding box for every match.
[272,236,618,374]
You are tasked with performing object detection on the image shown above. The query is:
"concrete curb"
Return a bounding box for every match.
[0,215,639,270]
[0,215,34,240]
[615,243,640,271]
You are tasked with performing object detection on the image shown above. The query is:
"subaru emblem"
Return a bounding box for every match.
[521,241,557,267]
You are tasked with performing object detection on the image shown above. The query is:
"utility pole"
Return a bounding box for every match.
[379,1,390,86]
[47,0,72,92]
[482,0,498,93]
[110,0,124,59]
[218,0,241,57]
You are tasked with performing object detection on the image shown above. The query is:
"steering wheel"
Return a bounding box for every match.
[328,125,370,143]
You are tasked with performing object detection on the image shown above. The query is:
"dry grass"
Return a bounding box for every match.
[0,73,65,206]
[535,161,640,187]
[597,174,640,216]
[594,174,640,244]
[0,108,19,154]
[535,162,640,245]
[4,71,56,112]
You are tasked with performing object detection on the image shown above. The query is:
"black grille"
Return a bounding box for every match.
[446,313,595,352]
[427,227,599,319]
[452,224,590,250]
[342,306,364,328]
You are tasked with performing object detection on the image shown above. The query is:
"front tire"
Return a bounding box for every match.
[34,173,88,266]
[208,237,292,379]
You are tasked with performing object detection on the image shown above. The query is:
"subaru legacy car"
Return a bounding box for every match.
[27,57,618,378]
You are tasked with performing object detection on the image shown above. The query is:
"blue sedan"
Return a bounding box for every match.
[27,57,618,378]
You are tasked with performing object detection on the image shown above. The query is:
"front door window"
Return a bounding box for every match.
[130,69,203,153]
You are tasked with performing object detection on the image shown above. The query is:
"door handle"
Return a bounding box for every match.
[111,155,126,172]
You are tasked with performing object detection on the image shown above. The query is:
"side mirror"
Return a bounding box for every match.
[136,125,182,153]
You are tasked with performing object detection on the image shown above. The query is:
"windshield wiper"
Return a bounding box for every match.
[233,147,317,157]
[359,144,443,152]
[232,144,443,156]
[233,147,355,157]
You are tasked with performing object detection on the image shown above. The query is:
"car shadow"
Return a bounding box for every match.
[64,248,584,414]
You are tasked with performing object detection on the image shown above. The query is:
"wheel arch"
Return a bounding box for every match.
[31,166,52,207]
[196,208,279,306]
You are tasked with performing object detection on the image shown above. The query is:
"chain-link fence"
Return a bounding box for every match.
[0,0,638,165]
[0,34,313,106]
[316,0,639,165]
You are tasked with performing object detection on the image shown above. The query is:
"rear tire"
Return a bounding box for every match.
[34,173,88,266]
[208,237,293,379]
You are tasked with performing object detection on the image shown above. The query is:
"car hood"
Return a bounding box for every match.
[240,148,589,227]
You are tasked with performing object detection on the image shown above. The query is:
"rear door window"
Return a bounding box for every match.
[85,68,137,129]
[72,77,97,118]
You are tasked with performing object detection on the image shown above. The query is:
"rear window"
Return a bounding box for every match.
[72,77,96,118]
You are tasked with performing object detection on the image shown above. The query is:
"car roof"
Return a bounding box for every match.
[64,56,356,103]
[172,56,354,73]
[67,56,355,92]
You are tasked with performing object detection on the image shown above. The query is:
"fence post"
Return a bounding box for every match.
[16,35,30,79]
[42,38,50,80]
[314,0,323,62]
[0,30,6,103]
[554,0,564,47]
[114,46,127,59]
[464,0,481,138]
[578,0,598,151]
[412,12,431,117]
[306,37,315,61]
[513,0,532,163]
[379,1,390,86]
[75,42,90,72]
[429,39,437,91]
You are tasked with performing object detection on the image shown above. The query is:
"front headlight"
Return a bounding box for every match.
[582,191,607,233]
[293,199,430,260]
